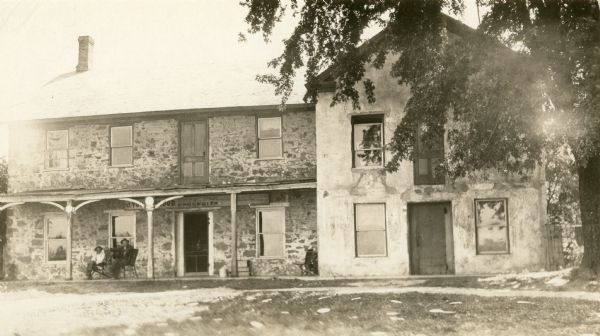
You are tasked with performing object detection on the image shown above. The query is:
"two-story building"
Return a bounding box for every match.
[0,17,549,281]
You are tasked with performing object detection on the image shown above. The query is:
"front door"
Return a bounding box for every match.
[409,202,454,275]
[183,213,209,273]
[181,120,208,184]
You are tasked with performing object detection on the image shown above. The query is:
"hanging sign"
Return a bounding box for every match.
[124,193,270,210]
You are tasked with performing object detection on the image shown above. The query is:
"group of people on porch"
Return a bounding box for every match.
[85,238,134,279]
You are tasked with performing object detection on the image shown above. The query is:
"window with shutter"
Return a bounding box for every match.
[414,124,445,185]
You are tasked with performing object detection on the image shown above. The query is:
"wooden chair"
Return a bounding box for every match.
[121,248,139,278]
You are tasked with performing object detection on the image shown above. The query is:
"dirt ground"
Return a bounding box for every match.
[2,269,599,336]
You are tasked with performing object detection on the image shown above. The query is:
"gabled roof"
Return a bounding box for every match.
[314,15,478,90]
[2,60,307,123]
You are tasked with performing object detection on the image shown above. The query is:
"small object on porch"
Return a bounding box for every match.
[297,248,318,276]
[219,265,229,278]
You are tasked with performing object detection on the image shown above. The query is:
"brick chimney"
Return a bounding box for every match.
[76,36,94,72]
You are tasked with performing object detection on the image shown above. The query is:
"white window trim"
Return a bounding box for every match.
[352,117,385,168]
[354,203,388,258]
[107,211,137,248]
[257,116,283,160]
[474,198,510,255]
[44,214,68,264]
[44,129,70,172]
[110,125,134,167]
[255,207,286,259]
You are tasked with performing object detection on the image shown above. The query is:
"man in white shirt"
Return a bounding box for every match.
[86,246,106,280]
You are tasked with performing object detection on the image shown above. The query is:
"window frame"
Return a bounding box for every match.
[354,203,388,258]
[256,116,284,160]
[44,129,69,171]
[351,114,385,169]
[108,212,137,248]
[474,198,510,255]
[109,125,134,167]
[255,207,286,259]
[413,124,445,185]
[44,214,68,263]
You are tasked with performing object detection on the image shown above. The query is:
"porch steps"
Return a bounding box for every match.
[237,260,250,277]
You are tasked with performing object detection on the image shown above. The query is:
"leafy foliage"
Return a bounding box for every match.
[243,0,600,270]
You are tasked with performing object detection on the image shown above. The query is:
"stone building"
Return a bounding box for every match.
[0,36,317,280]
[0,18,549,281]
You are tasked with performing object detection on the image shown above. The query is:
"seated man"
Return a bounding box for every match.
[86,246,106,280]
[110,238,134,279]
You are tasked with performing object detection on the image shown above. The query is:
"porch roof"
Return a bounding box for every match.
[0,180,316,203]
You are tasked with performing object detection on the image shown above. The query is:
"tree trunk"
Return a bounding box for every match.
[578,154,600,274]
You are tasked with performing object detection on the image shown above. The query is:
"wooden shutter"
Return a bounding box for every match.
[414,126,445,185]
[181,121,208,184]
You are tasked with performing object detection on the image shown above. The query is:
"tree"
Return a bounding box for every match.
[241,0,600,272]
[0,157,6,279]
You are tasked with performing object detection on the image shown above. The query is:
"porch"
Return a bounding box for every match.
[0,181,316,280]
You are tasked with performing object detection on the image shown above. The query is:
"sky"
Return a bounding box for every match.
[0,0,482,159]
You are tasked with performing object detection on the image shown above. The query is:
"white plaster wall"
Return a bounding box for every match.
[316,58,546,277]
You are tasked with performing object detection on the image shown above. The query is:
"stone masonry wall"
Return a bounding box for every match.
[7,110,316,193]
[211,189,317,276]
[4,200,175,280]
[7,119,179,193]
[209,111,316,184]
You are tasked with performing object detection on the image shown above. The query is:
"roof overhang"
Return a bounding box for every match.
[0,180,316,203]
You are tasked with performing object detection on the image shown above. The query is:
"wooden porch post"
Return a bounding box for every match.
[230,192,238,277]
[145,197,155,279]
[65,200,73,280]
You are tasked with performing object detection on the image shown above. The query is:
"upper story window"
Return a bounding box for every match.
[110,126,133,166]
[45,130,69,170]
[414,124,445,185]
[257,117,283,159]
[352,115,384,168]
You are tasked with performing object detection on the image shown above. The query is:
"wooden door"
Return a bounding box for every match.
[181,121,208,184]
[409,202,454,275]
[183,213,209,273]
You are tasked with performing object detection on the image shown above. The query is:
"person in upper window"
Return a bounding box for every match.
[110,238,134,279]
[86,246,106,280]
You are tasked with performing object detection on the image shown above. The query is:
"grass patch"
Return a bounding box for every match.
[78,291,600,336]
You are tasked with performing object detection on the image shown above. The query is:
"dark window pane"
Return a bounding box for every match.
[353,123,382,150]
[356,231,386,256]
[111,126,132,147]
[47,239,67,261]
[355,150,383,167]
[112,215,135,237]
[258,117,282,139]
[355,204,385,231]
[111,147,133,165]
[259,139,282,158]
[476,200,509,253]
[47,130,68,150]
[258,233,284,257]
[418,158,429,176]
[47,217,67,239]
